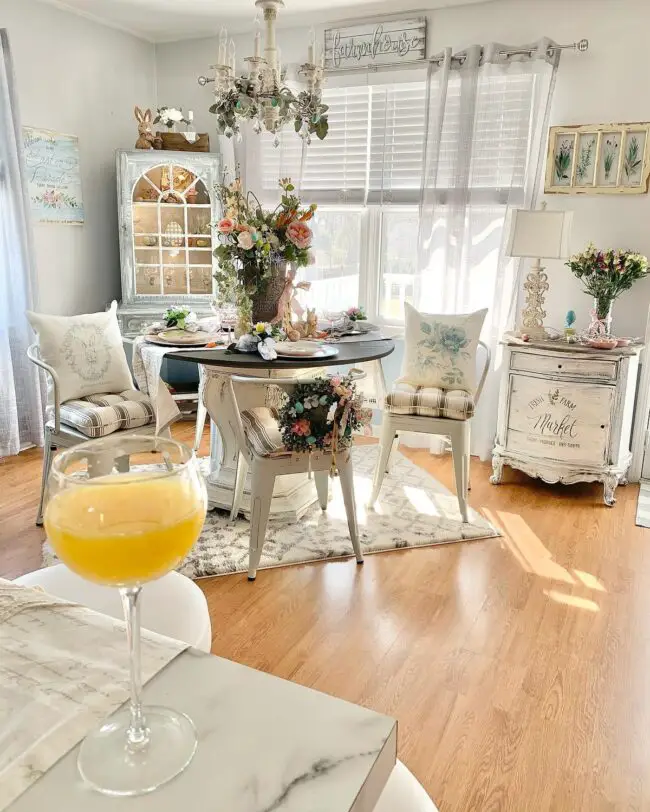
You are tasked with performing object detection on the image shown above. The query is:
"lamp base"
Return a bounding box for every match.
[519,258,549,339]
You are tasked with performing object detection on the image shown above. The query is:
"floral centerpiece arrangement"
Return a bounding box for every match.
[566,243,649,333]
[277,375,372,456]
[214,177,316,331]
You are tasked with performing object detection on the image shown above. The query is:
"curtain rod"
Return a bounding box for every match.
[325,39,588,73]
[431,38,589,65]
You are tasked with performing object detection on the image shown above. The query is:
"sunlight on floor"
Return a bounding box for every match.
[483,508,607,596]
[545,589,600,612]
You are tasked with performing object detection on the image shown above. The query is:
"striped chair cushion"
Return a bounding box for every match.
[385,382,474,421]
[59,390,155,438]
[240,407,291,457]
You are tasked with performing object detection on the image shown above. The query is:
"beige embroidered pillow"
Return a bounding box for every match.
[400,303,487,394]
[27,301,134,403]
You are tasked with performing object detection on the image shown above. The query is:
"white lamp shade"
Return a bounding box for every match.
[506,209,573,259]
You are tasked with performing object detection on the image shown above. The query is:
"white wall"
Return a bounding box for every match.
[3,0,156,315]
[155,0,650,337]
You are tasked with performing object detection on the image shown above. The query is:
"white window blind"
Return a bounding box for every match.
[253,67,536,207]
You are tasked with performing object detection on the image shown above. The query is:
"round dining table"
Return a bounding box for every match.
[167,339,395,518]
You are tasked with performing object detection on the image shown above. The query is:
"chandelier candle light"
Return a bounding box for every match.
[198,0,328,144]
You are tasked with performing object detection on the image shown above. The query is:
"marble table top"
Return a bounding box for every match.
[8,648,397,812]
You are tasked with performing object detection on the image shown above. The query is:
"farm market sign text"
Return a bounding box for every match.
[324,18,426,70]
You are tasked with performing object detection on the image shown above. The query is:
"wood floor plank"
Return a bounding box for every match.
[1,425,649,810]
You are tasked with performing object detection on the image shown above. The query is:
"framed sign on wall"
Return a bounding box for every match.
[22,126,84,224]
[544,122,650,195]
[324,17,427,70]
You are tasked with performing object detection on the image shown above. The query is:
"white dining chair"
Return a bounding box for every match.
[14,565,212,652]
[27,343,160,526]
[223,373,365,580]
[368,341,490,522]
[374,760,438,811]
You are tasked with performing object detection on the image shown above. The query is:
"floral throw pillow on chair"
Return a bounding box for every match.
[400,303,487,394]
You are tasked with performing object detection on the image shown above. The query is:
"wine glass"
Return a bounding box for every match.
[44,434,207,796]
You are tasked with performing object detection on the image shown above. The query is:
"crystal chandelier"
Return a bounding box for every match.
[197,0,328,145]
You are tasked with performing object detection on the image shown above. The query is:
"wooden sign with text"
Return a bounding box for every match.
[324,18,427,70]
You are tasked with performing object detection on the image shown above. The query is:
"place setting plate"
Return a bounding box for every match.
[144,330,221,347]
[275,341,339,359]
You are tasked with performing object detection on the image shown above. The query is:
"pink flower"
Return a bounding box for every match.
[237,231,254,250]
[329,376,341,387]
[291,418,311,436]
[286,220,312,250]
[217,217,235,234]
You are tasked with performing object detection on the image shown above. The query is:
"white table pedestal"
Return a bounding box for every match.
[201,364,319,521]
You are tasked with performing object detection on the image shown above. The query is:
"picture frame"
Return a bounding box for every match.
[544,122,650,195]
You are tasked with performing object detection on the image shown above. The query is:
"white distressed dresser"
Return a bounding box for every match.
[490,335,642,505]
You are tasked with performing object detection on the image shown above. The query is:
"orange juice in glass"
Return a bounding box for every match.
[44,434,207,797]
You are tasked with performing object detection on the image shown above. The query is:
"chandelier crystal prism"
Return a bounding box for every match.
[197,0,328,146]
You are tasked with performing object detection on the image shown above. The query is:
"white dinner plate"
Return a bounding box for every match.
[275,342,339,359]
[144,330,215,347]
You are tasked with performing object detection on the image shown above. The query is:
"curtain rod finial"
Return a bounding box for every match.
[576,38,589,52]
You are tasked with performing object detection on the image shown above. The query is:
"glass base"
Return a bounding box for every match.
[78,706,197,796]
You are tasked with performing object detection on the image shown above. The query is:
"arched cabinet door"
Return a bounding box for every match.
[116,150,222,336]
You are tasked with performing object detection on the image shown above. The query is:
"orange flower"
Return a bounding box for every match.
[299,210,313,222]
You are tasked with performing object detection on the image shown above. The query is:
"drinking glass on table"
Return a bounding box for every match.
[44,434,207,797]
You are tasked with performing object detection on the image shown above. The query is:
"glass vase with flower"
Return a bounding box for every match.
[565,243,649,336]
[213,177,316,332]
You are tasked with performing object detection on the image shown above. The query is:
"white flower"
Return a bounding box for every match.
[307,250,316,265]
[269,233,280,248]
[165,107,184,122]
[258,337,277,361]
[237,231,254,250]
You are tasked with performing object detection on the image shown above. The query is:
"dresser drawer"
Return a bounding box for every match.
[505,374,613,466]
[510,351,617,382]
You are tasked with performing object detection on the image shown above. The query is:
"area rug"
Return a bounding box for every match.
[43,446,499,579]
[636,480,650,528]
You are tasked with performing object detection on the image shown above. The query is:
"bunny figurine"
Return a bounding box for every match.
[134,106,155,150]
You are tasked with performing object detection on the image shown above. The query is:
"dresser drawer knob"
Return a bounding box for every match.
[601,424,605,429]
[557,364,562,369]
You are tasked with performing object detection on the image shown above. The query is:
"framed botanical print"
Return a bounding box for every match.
[545,122,650,194]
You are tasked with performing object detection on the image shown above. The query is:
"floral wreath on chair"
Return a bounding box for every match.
[277,375,373,456]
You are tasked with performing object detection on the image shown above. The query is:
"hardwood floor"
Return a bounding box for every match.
[1,425,649,811]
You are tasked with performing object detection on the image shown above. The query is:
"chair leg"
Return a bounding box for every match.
[248,464,274,581]
[230,453,249,522]
[314,470,329,510]
[338,455,363,564]
[450,422,470,523]
[368,416,395,506]
[36,431,56,526]
[385,433,399,474]
[194,404,207,453]
[465,449,471,492]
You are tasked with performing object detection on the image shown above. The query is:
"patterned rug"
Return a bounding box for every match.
[43,446,499,579]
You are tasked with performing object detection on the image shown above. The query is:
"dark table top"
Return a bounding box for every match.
[166,339,395,369]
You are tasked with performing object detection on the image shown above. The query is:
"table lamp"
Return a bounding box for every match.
[506,203,573,339]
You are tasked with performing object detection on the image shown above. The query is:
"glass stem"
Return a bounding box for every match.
[120,586,150,751]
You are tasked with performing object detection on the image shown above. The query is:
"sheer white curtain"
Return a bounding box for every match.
[415,39,558,459]
[0,30,43,456]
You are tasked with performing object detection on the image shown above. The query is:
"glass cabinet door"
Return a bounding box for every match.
[131,163,213,296]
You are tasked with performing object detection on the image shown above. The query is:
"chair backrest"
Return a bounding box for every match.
[223,369,368,459]
[475,340,491,404]
[27,342,61,433]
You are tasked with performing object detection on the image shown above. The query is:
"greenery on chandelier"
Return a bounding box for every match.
[208,76,329,141]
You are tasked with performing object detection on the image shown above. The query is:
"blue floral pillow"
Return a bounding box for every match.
[400,304,488,393]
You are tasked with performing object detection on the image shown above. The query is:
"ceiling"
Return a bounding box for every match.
[41,0,494,43]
